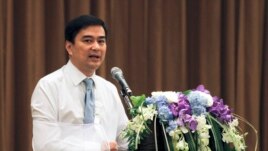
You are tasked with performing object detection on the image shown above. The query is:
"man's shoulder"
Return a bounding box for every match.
[95,75,117,89]
[38,66,65,85]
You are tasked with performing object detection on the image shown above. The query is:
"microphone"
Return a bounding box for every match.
[111,67,132,97]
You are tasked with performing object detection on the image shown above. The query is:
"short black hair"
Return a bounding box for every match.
[65,15,108,43]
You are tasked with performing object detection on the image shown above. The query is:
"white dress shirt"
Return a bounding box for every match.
[31,60,129,151]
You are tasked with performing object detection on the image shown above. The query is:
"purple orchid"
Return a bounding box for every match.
[195,84,210,94]
[208,96,234,123]
[168,94,198,131]
[169,99,191,117]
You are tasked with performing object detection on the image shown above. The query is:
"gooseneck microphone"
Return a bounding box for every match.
[111,67,132,96]
[111,67,133,108]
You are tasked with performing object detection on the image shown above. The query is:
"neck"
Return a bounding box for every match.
[69,60,95,77]
[84,71,94,77]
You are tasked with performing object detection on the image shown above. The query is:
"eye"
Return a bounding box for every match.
[83,38,93,43]
[98,39,106,45]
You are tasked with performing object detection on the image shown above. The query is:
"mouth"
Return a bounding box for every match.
[88,54,101,61]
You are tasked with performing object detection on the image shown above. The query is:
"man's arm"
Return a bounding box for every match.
[114,91,129,150]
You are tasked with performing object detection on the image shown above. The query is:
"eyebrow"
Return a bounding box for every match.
[82,35,106,39]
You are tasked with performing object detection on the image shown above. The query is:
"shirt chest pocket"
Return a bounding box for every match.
[58,88,84,123]
[94,93,118,121]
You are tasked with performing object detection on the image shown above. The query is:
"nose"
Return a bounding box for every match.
[91,41,100,50]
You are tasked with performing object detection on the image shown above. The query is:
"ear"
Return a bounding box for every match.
[65,40,73,56]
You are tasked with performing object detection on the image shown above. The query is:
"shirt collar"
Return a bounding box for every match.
[65,60,96,86]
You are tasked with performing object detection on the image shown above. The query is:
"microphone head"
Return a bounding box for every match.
[110,66,132,96]
[111,67,123,79]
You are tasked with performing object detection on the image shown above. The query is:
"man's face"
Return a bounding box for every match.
[65,25,107,76]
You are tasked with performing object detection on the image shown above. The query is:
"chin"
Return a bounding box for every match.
[88,64,101,70]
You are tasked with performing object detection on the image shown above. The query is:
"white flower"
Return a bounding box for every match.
[180,126,189,133]
[200,138,210,146]
[195,115,211,150]
[200,92,213,107]
[169,128,189,151]
[163,91,179,103]
[151,91,179,103]
[198,145,211,151]
[176,140,189,151]
[196,115,212,131]
[229,118,239,127]
[222,118,247,151]
[151,91,163,97]
[141,104,157,121]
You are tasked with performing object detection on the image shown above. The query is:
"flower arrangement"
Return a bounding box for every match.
[120,85,255,151]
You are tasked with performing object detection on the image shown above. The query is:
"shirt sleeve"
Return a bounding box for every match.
[31,80,58,122]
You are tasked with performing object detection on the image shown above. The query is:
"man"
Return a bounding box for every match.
[31,15,129,151]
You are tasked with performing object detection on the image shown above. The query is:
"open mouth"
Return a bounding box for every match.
[89,54,100,60]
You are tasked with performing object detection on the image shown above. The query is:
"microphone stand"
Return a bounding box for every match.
[120,89,133,109]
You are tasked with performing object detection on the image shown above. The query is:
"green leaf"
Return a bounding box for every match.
[183,90,192,95]
[129,108,137,117]
[130,95,146,107]
[223,142,235,151]
[207,115,225,151]
[184,132,197,151]
[167,133,174,151]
